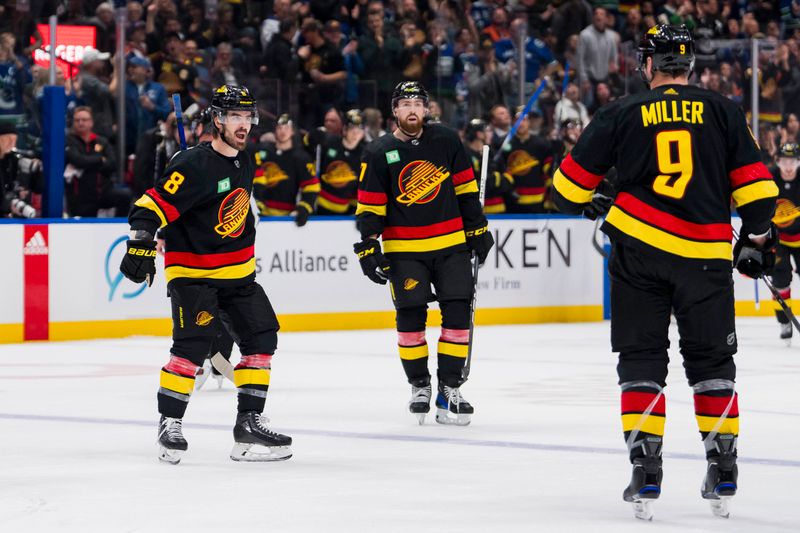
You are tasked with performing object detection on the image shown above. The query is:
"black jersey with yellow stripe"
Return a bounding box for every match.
[356,123,487,258]
[552,83,778,268]
[499,133,553,207]
[251,142,320,215]
[772,167,800,247]
[318,136,366,214]
[129,142,257,286]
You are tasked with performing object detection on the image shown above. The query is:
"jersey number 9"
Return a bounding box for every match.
[652,130,693,200]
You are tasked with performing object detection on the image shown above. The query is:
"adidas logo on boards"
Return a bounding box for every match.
[23,231,49,255]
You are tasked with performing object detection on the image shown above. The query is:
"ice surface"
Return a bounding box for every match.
[0,320,797,532]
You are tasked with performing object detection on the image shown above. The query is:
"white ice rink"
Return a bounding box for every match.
[1,319,798,532]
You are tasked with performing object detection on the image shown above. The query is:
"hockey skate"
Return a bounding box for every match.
[231,411,293,462]
[157,416,188,465]
[701,435,738,518]
[780,322,792,346]
[623,437,663,521]
[435,383,473,426]
[408,383,432,425]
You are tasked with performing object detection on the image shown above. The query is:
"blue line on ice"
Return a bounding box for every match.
[2,412,797,469]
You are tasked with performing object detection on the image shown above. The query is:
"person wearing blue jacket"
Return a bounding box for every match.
[123,56,170,156]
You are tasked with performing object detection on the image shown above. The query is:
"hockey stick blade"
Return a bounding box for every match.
[210,352,235,383]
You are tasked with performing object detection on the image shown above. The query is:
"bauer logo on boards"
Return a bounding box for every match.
[23,231,49,255]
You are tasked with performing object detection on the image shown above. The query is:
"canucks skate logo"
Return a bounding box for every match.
[505,150,540,176]
[396,160,450,206]
[196,311,214,326]
[773,198,800,228]
[254,162,290,188]
[215,188,250,238]
[322,161,357,188]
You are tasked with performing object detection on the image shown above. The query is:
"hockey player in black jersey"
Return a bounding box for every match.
[252,114,319,226]
[120,84,292,464]
[463,118,514,214]
[354,81,494,426]
[552,26,777,520]
[317,109,368,215]
[769,142,800,343]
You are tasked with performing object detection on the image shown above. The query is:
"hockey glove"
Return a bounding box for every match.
[733,224,777,279]
[120,239,157,287]
[354,238,391,284]
[465,224,494,266]
[294,202,312,227]
[583,193,614,221]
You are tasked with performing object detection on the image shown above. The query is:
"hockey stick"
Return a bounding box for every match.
[493,79,547,164]
[462,145,490,383]
[762,275,800,335]
[172,94,187,150]
[210,352,236,383]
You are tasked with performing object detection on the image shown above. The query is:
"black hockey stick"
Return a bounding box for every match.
[462,145,490,383]
[761,275,800,335]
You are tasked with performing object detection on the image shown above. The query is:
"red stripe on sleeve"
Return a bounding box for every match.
[729,162,772,189]
[165,245,255,268]
[615,192,732,241]
[382,217,464,239]
[621,391,666,415]
[780,233,800,242]
[485,197,504,206]
[320,190,352,204]
[266,200,295,211]
[559,154,604,190]
[693,394,739,417]
[358,190,388,205]
[516,187,546,195]
[299,177,320,188]
[452,168,475,186]
[147,189,180,222]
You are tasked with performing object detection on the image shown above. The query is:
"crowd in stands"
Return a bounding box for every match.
[1,0,800,218]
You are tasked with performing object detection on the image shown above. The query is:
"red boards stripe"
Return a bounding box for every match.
[23,225,49,341]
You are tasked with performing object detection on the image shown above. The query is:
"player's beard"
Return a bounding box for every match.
[398,113,423,136]
[222,125,248,151]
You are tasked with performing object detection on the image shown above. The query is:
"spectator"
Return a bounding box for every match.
[184,39,212,105]
[588,81,613,116]
[154,33,199,109]
[656,0,697,30]
[126,21,148,57]
[465,37,513,121]
[262,18,299,114]
[398,19,426,82]
[576,7,619,104]
[620,8,647,44]
[91,2,116,53]
[209,2,239,46]
[127,1,144,25]
[77,47,116,141]
[324,20,364,107]
[261,0,294,50]
[185,1,212,49]
[489,104,512,150]
[298,19,346,129]
[782,113,800,145]
[359,2,404,116]
[482,7,512,43]
[362,107,386,142]
[64,106,129,217]
[552,0,593,52]
[132,112,190,198]
[58,0,92,25]
[0,32,30,126]
[121,56,170,156]
[210,42,244,90]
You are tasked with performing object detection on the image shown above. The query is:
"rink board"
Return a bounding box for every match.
[0,216,786,343]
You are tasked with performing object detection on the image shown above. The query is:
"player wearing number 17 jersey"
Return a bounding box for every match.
[553,25,778,520]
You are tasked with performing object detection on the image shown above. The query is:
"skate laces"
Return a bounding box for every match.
[444,385,465,406]
[411,385,431,402]
[253,413,280,436]
[161,417,184,440]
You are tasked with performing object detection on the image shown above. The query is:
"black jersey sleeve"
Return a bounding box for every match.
[129,149,211,235]
[355,142,389,239]
[725,106,779,235]
[552,106,615,214]
[450,134,487,230]
[295,149,320,212]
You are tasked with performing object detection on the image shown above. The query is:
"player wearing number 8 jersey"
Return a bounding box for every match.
[553,25,778,520]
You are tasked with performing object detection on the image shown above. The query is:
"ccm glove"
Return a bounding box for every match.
[583,193,614,221]
[733,224,777,279]
[120,239,157,286]
[465,224,494,266]
[294,202,312,227]
[354,238,391,284]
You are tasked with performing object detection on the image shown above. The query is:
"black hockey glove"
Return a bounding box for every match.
[354,238,391,284]
[465,224,494,266]
[583,193,614,221]
[733,224,777,279]
[294,202,312,227]
[120,239,157,286]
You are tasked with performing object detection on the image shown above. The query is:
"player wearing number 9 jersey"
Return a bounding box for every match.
[553,25,777,520]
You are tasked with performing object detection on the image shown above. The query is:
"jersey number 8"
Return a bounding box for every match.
[164,171,185,194]
[652,130,693,200]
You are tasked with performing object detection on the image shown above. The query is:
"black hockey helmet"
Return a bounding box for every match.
[210,84,259,124]
[391,81,429,109]
[638,24,695,77]
[779,142,800,159]
[345,109,363,127]
[465,118,487,141]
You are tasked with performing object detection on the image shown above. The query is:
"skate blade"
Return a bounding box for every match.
[709,496,732,519]
[158,445,185,465]
[784,338,792,347]
[230,442,292,462]
[631,499,655,521]
[435,408,471,426]
[213,375,225,389]
[414,413,426,425]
